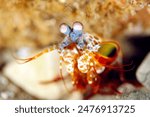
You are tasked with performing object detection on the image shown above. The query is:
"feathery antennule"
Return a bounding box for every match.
[100,62,135,72]
[13,44,58,64]
[94,55,134,72]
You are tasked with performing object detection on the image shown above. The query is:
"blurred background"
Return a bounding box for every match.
[0,0,150,100]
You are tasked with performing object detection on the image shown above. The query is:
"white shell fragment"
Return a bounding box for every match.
[3,49,82,99]
[136,52,150,90]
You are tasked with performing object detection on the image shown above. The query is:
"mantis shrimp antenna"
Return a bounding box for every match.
[13,44,58,64]
[59,56,70,93]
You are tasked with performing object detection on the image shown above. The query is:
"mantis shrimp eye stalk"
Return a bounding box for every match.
[73,21,83,31]
[72,21,83,36]
[59,23,71,35]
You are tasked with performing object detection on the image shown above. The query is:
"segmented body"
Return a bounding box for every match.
[57,23,122,95]
[60,33,104,84]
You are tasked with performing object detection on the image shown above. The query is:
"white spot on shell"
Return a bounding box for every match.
[96,66,105,74]
[88,80,93,84]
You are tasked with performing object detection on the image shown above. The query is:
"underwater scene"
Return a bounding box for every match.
[0,0,150,100]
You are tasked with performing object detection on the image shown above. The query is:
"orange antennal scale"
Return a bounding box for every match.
[94,41,134,71]
[94,41,120,65]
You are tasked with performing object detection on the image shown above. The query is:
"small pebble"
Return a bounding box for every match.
[136,52,150,90]
[3,50,73,99]
[0,91,14,99]
[0,74,9,91]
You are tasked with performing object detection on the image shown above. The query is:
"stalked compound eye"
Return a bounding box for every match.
[73,21,83,31]
[59,23,71,35]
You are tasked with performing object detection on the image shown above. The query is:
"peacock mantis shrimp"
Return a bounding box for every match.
[15,21,131,99]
